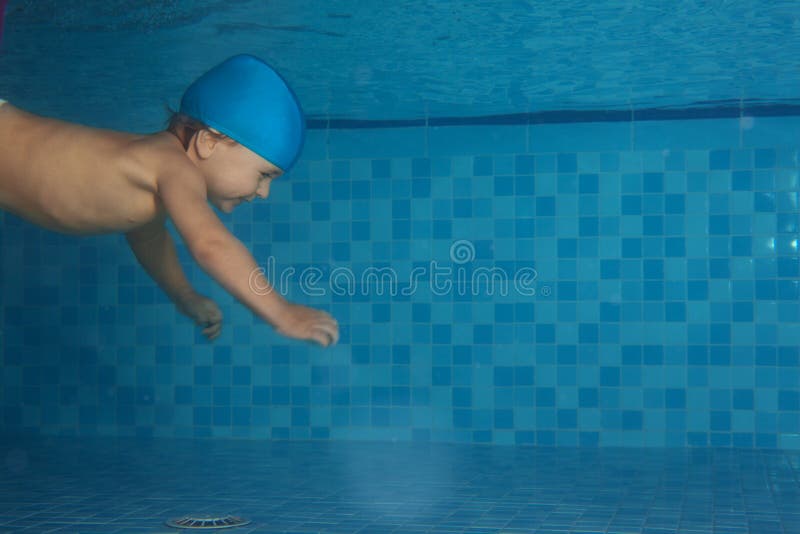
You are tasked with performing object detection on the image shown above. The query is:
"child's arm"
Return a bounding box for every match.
[125,213,223,340]
[156,165,339,347]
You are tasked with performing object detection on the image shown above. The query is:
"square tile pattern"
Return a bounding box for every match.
[0,116,799,448]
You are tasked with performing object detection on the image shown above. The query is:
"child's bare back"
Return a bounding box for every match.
[0,54,339,347]
[0,101,170,234]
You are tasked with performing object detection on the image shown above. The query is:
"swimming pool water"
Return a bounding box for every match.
[2,0,800,121]
[1,2,800,534]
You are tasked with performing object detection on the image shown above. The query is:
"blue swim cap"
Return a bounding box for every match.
[180,54,306,172]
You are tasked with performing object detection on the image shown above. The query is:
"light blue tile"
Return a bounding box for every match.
[329,127,426,158]
[634,119,740,150]
[530,122,632,152]
[429,125,527,156]
[741,116,800,148]
[302,128,329,161]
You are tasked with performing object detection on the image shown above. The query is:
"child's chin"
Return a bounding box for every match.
[211,199,235,213]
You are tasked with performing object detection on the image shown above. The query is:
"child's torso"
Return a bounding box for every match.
[0,103,168,234]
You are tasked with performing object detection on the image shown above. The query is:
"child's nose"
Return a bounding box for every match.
[256,181,271,198]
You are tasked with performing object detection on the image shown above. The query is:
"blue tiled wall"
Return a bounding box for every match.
[1,115,799,448]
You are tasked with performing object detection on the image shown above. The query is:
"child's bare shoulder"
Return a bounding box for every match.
[134,133,202,189]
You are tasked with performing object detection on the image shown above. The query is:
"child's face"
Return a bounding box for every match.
[198,134,283,213]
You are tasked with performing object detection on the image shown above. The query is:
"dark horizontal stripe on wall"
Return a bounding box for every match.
[633,106,741,120]
[307,118,427,129]
[743,103,800,116]
[432,109,633,125]
[306,102,800,129]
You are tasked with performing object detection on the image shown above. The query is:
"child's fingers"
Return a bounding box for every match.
[312,321,338,346]
[306,317,337,345]
[208,306,223,322]
[203,323,222,339]
[309,328,333,347]
[325,324,340,345]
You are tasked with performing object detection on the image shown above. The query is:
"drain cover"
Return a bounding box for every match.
[165,515,251,530]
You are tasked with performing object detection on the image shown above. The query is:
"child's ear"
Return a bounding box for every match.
[194,129,218,159]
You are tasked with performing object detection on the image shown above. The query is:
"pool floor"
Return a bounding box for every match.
[0,436,798,533]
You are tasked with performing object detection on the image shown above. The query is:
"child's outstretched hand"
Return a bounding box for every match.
[273,302,339,347]
[177,291,224,341]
